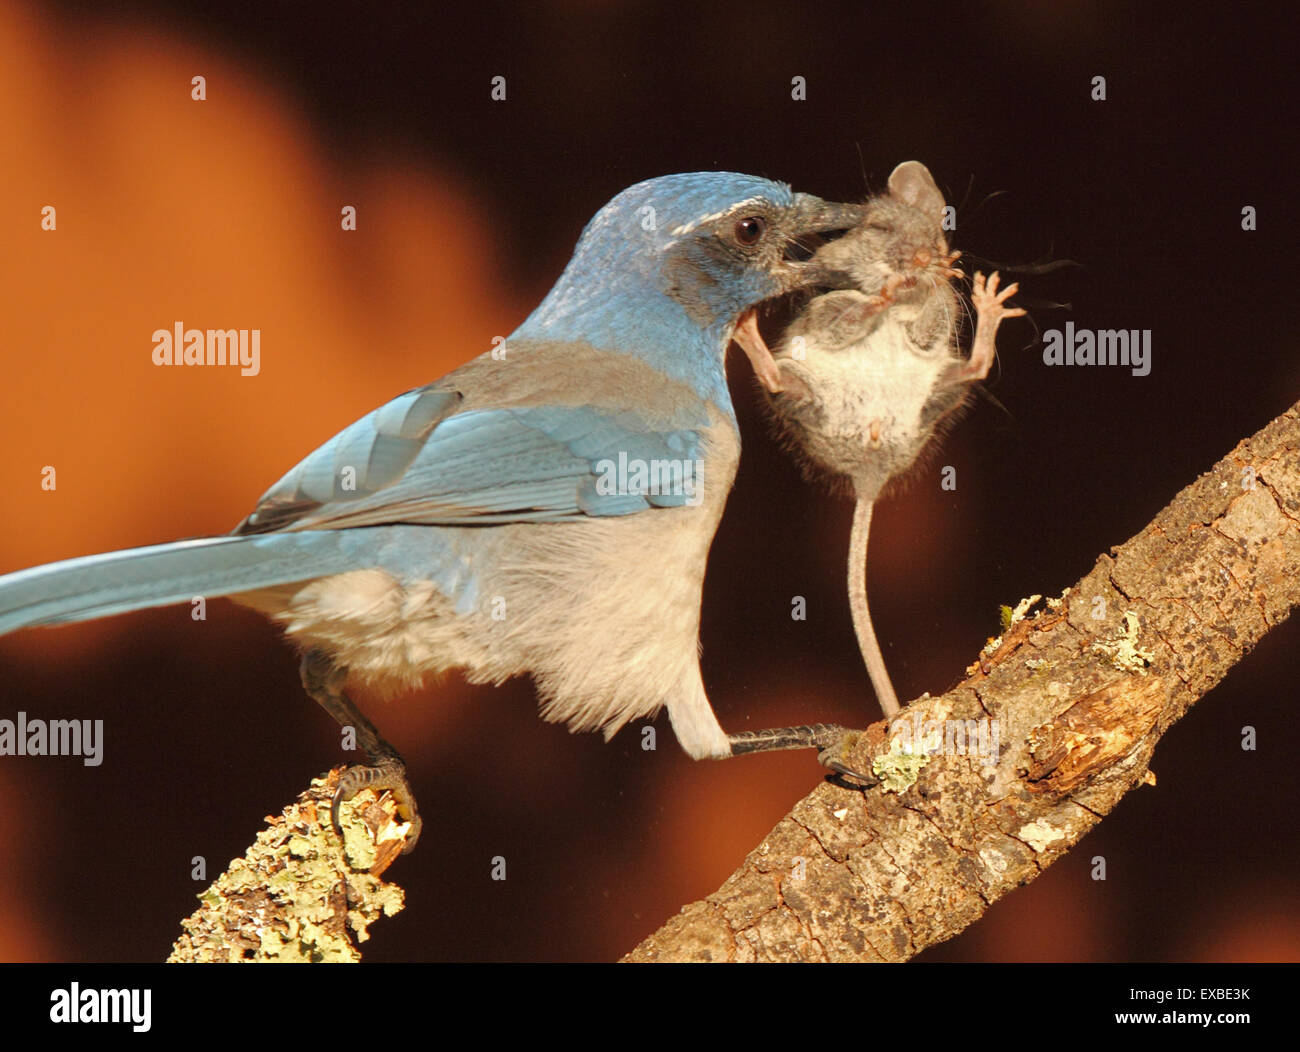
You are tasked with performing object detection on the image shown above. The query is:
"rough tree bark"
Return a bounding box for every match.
[622,400,1300,962]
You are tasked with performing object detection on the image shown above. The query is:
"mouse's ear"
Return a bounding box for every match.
[887,161,945,216]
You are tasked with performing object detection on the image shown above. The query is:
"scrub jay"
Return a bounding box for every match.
[0,172,869,847]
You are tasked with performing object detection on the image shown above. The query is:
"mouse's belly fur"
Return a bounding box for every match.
[776,316,958,498]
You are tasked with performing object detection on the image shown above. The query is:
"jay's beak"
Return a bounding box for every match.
[736,196,866,393]
[790,195,867,235]
[784,195,867,292]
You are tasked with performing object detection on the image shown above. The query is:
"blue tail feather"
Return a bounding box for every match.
[0,532,362,635]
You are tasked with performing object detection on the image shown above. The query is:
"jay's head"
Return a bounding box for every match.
[524,174,860,331]
[517,172,864,402]
[589,172,863,322]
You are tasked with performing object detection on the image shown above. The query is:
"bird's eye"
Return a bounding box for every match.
[734,216,766,246]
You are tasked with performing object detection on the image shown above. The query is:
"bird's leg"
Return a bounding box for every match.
[848,497,901,718]
[727,723,874,783]
[299,648,423,853]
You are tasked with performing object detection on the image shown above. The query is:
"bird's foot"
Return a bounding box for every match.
[814,727,873,782]
[333,755,423,853]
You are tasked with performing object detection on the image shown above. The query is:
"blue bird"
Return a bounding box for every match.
[0,173,867,847]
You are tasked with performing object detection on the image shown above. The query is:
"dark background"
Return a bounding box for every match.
[0,0,1295,961]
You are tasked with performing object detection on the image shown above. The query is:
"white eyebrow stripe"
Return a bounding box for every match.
[669,198,766,238]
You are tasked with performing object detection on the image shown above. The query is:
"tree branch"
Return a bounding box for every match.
[623,400,1300,962]
[168,771,413,962]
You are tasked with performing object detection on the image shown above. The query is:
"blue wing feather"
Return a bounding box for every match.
[237,384,703,533]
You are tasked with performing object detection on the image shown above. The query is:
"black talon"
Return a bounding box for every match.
[824,758,877,784]
[330,789,345,840]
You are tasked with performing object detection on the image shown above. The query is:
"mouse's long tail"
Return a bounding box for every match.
[0,532,363,635]
[848,497,902,718]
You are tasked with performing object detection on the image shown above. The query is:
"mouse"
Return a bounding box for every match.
[733,161,1024,718]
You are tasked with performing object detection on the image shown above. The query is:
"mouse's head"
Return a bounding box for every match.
[812,161,950,297]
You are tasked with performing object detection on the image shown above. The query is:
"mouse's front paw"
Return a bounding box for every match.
[959,271,1027,382]
[971,271,1026,323]
[933,248,964,282]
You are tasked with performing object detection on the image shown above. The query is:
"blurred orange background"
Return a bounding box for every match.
[0,0,1296,961]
